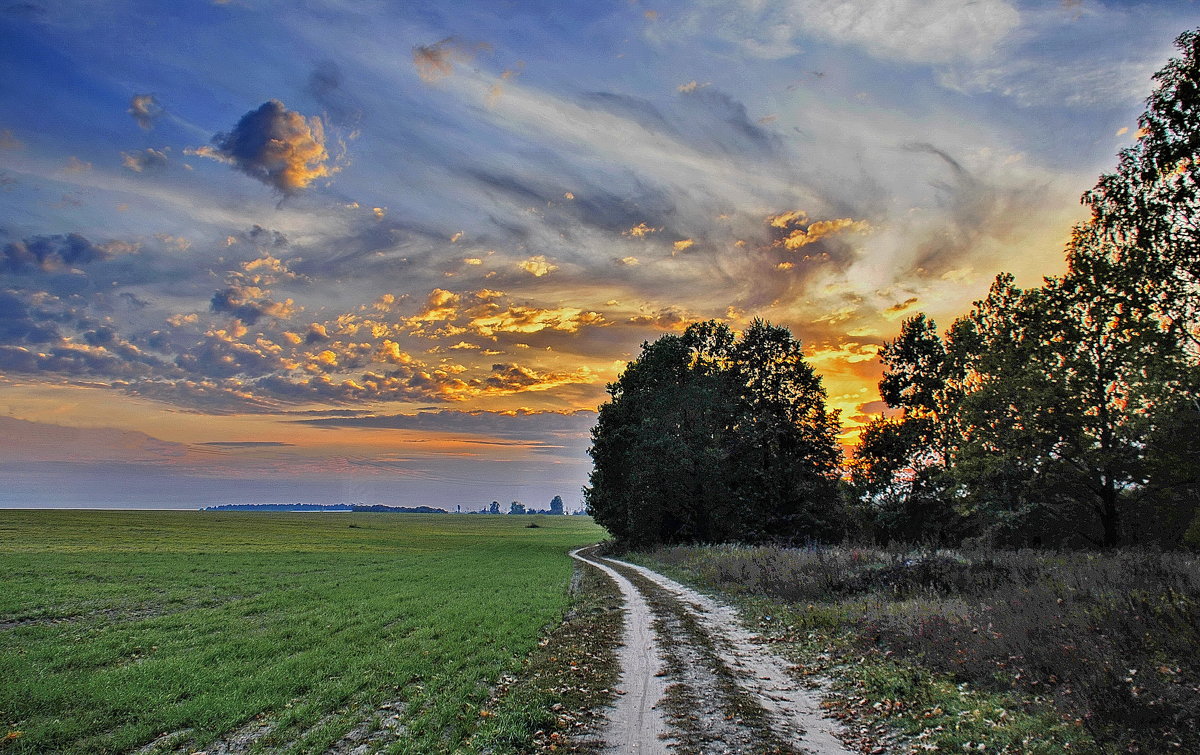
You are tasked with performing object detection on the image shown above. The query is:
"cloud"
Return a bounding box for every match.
[191,100,336,194]
[518,255,557,277]
[2,233,116,273]
[465,304,606,337]
[773,216,870,250]
[209,285,295,325]
[624,222,659,238]
[121,147,169,173]
[0,129,22,150]
[128,94,164,129]
[412,37,487,83]
[306,60,361,126]
[198,441,295,447]
[295,407,597,445]
[695,0,1020,63]
[480,363,591,395]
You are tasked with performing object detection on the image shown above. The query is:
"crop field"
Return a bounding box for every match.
[0,510,605,754]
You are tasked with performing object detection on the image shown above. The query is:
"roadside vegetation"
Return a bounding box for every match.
[630,544,1200,754]
[0,510,604,754]
[470,551,623,754]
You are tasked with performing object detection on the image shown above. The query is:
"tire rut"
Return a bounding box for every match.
[572,547,856,755]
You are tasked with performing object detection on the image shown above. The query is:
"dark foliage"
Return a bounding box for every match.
[585,320,842,547]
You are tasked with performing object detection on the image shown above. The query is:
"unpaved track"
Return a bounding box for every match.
[570,547,671,754]
[573,547,854,755]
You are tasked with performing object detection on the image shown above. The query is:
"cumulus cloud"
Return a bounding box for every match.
[209,285,295,325]
[480,363,590,394]
[518,255,557,277]
[121,147,168,173]
[190,100,337,194]
[2,233,117,273]
[128,94,164,129]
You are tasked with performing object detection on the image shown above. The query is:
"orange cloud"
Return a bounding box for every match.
[467,305,606,337]
[772,215,870,250]
[624,222,659,238]
[412,38,489,83]
[518,255,558,277]
[413,288,461,322]
[188,100,336,194]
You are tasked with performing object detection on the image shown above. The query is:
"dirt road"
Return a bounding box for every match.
[571,547,855,755]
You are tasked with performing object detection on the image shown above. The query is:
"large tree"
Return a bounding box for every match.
[586,320,842,546]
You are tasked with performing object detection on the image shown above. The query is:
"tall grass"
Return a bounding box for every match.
[644,544,1200,753]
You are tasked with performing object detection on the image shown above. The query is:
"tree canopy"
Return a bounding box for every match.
[585,320,842,547]
[850,30,1200,548]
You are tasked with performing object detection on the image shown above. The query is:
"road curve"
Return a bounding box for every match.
[570,546,671,754]
[605,555,855,755]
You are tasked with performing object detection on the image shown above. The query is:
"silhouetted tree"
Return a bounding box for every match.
[586,320,842,546]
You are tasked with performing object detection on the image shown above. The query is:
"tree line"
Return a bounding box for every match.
[587,30,1200,549]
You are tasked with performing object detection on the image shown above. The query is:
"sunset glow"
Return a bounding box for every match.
[0,0,1194,509]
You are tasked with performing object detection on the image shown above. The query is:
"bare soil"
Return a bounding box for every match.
[572,548,856,755]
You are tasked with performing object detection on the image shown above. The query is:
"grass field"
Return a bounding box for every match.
[0,510,606,754]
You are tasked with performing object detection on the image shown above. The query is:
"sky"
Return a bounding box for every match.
[0,0,1195,510]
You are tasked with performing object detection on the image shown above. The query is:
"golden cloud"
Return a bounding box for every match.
[467,305,606,337]
[624,222,659,238]
[413,288,461,322]
[518,255,558,277]
[768,210,808,228]
[771,214,870,250]
[189,100,336,194]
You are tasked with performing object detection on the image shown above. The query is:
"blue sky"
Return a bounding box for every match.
[0,0,1195,508]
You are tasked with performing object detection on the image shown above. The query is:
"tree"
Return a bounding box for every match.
[509,501,525,515]
[586,320,843,546]
[1084,29,1200,348]
[549,495,564,515]
[852,314,959,543]
[489,501,500,514]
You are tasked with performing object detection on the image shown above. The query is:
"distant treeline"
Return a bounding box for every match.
[588,30,1200,550]
[201,503,447,514]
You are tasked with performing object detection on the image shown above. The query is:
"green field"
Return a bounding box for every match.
[0,510,606,754]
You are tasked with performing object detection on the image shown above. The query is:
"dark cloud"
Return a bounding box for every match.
[128,94,164,130]
[306,60,361,126]
[0,290,58,343]
[677,87,782,159]
[121,147,168,173]
[176,332,286,378]
[900,141,1049,279]
[209,284,293,325]
[579,92,674,134]
[3,233,113,273]
[196,100,335,195]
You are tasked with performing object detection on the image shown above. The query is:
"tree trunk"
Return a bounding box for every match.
[1099,472,1121,547]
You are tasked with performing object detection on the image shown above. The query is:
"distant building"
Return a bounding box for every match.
[509,501,525,515]
[549,495,564,515]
